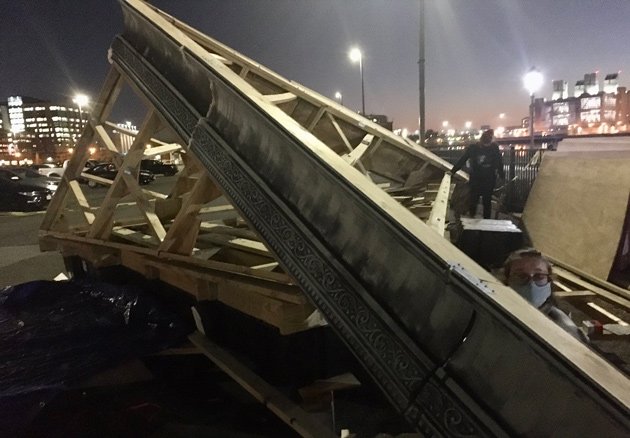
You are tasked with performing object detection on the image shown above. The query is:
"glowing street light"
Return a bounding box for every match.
[72,93,90,128]
[334,91,343,105]
[465,121,472,130]
[348,47,365,115]
[523,67,543,148]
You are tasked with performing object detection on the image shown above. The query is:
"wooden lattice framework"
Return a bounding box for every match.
[39,51,456,336]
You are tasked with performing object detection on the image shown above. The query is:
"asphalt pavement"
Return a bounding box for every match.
[0,175,176,288]
[0,211,65,288]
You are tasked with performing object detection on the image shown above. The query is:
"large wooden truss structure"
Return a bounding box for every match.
[40,1,629,435]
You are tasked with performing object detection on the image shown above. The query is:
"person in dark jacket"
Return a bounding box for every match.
[451,129,504,218]
[503,248,589,344]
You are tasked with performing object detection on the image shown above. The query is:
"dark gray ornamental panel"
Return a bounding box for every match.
[109,1,630,436]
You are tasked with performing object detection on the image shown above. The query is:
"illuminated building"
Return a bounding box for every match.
[584,72,599,95]
[604,73,619,94]
[533,72,629,135]
[114,121,138,154]
[552,80,568,100]
[574,80,585,97]
[0,95,89,160]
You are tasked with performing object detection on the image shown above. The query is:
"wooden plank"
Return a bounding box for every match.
[554,290,596,298]
[251,262,279,271]
[525,151,630,280]
[306,105,327,131]
[427,173,451,236]
[198,222,260,240]
[142,143,182,157]
[68,179,95,224]
[552,265,630,309]
[548,254,630,301]
[94,124,123,156]
[327,112,353,153]
[200,234,271,257]
[88,110,165,241]
[41,67,124,231]
[43,225,295,290]
[112,227,160,247]
[553,279,573,292]
[209,52,232,65]
[160,173,222,254]
[86,169,129,239]
[188,331,336,438]
[265,92,297,105]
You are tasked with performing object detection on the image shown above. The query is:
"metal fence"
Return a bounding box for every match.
[432,146,545,213]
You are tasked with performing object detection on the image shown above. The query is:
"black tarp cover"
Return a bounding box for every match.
[0,279,191,432]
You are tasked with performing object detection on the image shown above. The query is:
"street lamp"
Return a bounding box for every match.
[72,93,89,128]
[523,67,543,149]
[334,91,343,106]
[348,47,365,115]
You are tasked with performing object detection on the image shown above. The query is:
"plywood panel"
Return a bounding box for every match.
[523,145,630,280]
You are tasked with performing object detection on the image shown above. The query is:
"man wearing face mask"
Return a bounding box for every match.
[503,248,589,343]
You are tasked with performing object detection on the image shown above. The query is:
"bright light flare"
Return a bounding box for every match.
[523,68,544,95]
[349,47,362,63]
[73,93,89,108]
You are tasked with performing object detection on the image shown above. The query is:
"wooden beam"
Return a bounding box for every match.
[94,124,123,157]
[68,179,95,225]
[112,227,160,247]
[209,53,232,65]
[547,255,630,302]
[427,173,451,236]
[552,265,630,309]
[265,92,297,105]
[88,110,165,241]
[41,67,124,231]
[159,173,222,254]
[199,234,271,257]
[143,143,182,157]
[188,331,336,438]
[306,106,327,131]
[327,112,353,153]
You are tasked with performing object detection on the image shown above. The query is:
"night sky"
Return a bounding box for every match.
[1,0,629,131]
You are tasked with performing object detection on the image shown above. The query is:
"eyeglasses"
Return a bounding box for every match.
[508,272,551,286]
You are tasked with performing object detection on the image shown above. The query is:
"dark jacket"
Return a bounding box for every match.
[452,142,505,182]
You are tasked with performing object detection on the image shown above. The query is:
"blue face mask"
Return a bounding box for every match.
[509,280,551,308]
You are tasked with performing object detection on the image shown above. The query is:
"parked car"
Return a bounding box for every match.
[82,163,155,187]
[140,159,178,176]
[0,167,60,193]
[0,177,52,211]
[29,163,65,178]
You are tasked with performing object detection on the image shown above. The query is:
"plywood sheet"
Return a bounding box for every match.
[523,140,630,279]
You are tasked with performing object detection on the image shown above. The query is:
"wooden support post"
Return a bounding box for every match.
[41,66,124,231]
[188,331,335,438]
[427,173,452,236]
[159,173,222,254]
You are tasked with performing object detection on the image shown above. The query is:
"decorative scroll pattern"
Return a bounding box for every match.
[111,37,198,140]
[110,34,487,436]
[190,127,483,436]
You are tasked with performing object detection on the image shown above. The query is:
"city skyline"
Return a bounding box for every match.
[1,0,630,131]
